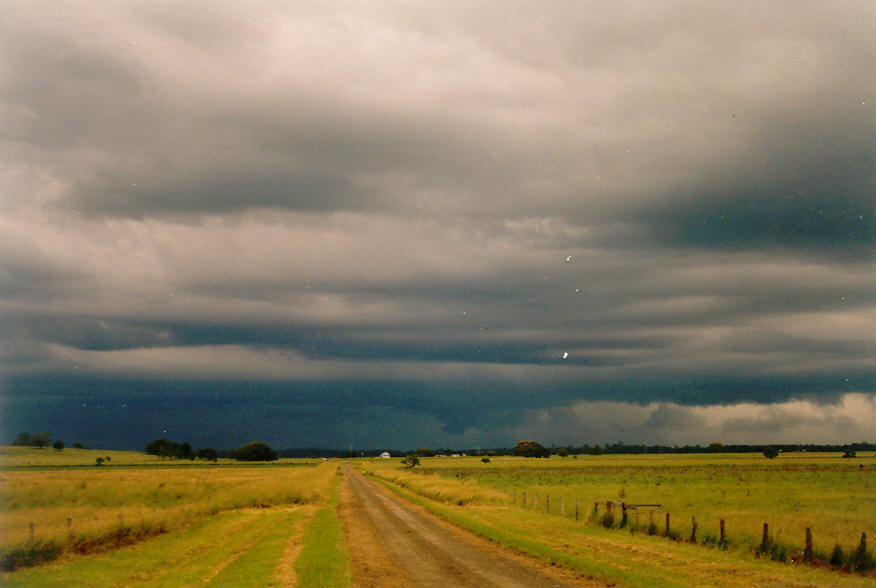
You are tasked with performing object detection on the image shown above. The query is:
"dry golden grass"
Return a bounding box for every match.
[0,462,337,570]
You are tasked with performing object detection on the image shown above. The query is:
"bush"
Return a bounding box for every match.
[762,447,779,459]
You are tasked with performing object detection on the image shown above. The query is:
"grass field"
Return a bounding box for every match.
[2,448,873,586]
[359,452,876,584]
[0,448,347,583]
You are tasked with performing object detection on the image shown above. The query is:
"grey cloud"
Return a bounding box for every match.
[2,1,875,449]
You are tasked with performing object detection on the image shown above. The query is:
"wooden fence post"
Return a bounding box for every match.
[690,516,697,543]
[594,502,599,516]
[665,512,670,536]
[860,532,867,552]
[575,499,579,521]
[546,495,550,513]
[761,523,769,551]
[522,491,526,507]
[67,518,72,529]
[804,527,813,561]
[720,519,725,543]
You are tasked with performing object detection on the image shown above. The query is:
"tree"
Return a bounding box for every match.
[53,440,64,451]
[12,432,32,446]
[32,432,51,449]
[197,447,218,461]
[401,455,420,469]
[557,448,570,458]
[762,447,779,459]
[230,441,278,462]
[414,447,434,457]
[146,437,174,457]
[513,440,550,458]
[709,442,724,453]
[73,442,85,449]
[95,457,104,466]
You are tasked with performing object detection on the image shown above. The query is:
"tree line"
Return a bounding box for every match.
[145,438,277,461]
[11,431,88,451]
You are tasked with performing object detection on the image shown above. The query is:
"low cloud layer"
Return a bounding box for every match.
[2,1,874,449]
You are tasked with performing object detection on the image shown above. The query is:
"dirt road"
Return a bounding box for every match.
[340,466,594,588]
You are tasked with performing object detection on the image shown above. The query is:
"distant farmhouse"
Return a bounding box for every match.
[379,451,391,459]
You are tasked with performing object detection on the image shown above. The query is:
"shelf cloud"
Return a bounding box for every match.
[2,1,873,449]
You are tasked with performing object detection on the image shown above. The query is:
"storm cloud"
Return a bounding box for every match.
[1,1,874,449]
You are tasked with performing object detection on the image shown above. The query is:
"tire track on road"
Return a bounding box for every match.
[342,466,588,587]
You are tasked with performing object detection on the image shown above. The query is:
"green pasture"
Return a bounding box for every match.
[368,473,876,587]
[360,452,875,582]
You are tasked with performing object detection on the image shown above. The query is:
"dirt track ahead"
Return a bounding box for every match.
[340,466,592,588]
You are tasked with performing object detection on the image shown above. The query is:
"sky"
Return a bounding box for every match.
[1,1,874,451]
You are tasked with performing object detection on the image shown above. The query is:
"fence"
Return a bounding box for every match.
[509,491,873,572]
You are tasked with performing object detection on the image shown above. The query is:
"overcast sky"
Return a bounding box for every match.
[2,1,874,451]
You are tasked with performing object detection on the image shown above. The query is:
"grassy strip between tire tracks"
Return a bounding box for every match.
[365,469,876,588]
[294,470,352,587]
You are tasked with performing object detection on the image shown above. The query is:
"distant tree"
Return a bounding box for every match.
[401,455,420,469]
[415,447,434,457]
[762,447,779,459]
[230,441,278,462]
[557,448,570,458]
[105,456,111,462]
[12,432,32,446]
[146,437,173,457]
[842,449,857,458]
[197,447,218,461]
[179,442,193,459]
[53,440,64,451]
[513,440,550,458]
[95,457,104,466]
[589,445,603,455]
[73,442,85,449]
[709,442,724,453]
[32,432,52,449]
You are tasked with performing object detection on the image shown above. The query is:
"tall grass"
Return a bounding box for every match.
[0,462,336,570]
